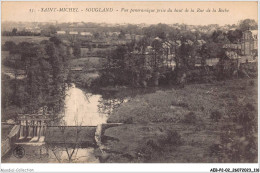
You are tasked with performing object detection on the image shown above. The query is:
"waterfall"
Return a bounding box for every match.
[28,125,33,139]
[30,121,39,142]
[19,126,25,140]
[38,125,45,142]
[63,84,107,126]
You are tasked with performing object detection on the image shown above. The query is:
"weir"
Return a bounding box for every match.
[14,114,123,145]
[17,114,50,143]
[2,112,123,159]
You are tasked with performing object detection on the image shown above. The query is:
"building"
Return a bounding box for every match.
[223,30,258,64]
[57,31,66,35]
[205,58,220,67]
[80,32,93,36]
[241,30,258,56]
[69,31,78,35]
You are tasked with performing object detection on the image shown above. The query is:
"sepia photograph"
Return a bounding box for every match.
[0,0,258,169]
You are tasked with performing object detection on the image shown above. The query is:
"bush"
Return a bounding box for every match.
[245,103,255,112]
[249,80,255,86]
[163,130,183,146]
[177,102,189,108]
[182,111,197,124]
[237,104,256,125]
[136,139,161,161]
[236,104,256,134]
[209,144,222,157]
[146,139,162,152]
[123,117,133,124]
[210,110,222,122]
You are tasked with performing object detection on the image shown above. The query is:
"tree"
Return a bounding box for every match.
[179,42,196,69]
[12,28,17,36]
[93,32,100,39]
[73,42,81,58]
[48,25,57,35]
[118,30,126,39]
[227,29,243,43]
[238,19,258,31]
[197,44,210,66]
[45,118,84,163]
[211,30,229,43]
[45,37,69,116]
[3,41,17,53]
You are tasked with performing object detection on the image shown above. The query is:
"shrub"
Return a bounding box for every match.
[163,130,183,146]
[171,101,189,108]
[123,117,133,124]
[177,102,189,108]
[136,139,161,161]
[236,104,256,134]
[249,80,255,86]
[146,139,162,152]
[210,110,222,122]
[245,103,255,112]
[182,112,197,124]
[209,144,222,157]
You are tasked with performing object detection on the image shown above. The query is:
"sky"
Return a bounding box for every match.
[1,1,258,25]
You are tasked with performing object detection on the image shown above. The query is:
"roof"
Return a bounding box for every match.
[196,40,206,46]
[57,31,66,34]
[225,51,240,59]
[223,44,241,49]
[240,55,257,63]
[69,31,78,35]
[206,58,220,66]
[80,32,92,36]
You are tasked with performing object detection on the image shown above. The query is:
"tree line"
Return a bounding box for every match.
[2,37,70,120]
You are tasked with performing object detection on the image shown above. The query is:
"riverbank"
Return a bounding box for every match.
[101,79,257,163]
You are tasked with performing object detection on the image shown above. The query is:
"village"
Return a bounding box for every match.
[2,20,258,84]
[1,18,258,163]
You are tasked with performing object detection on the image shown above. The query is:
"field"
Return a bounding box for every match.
[2,36,50,44]
[100,79,258,163]
[69,57,106,69]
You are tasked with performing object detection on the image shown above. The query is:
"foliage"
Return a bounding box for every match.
[210,110,222,122]
[226,29,243,43]
[73,42,81,58]
[163,130,183,146]
[2,41,17,53]
[2,37,70,120]
[182,111,197,124]
[238,19,258,31]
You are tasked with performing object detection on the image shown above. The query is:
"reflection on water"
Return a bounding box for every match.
[3,84,162,163]
[2,144,99,163]
[63,84,128,126]
[63,84,107,126]
[47,147,99,163]
[3,84,130,163]
[49,84,128,162]
[98,95,128,116]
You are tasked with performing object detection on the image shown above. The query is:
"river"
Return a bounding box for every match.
[3,84,128,163]
[63,84,108,126]
[49,84,128,163]
[3,84,160,163]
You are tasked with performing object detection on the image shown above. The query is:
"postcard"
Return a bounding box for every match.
[1,1,258,172]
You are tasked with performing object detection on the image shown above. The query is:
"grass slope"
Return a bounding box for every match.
[102,79,257,163]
